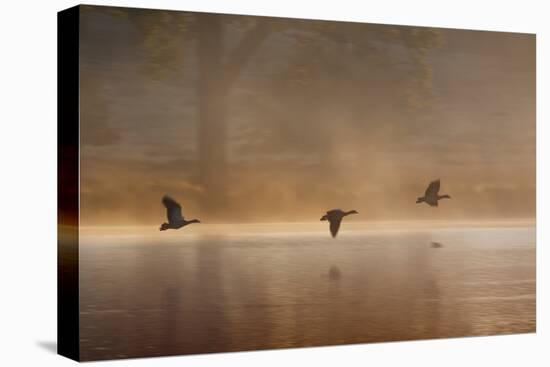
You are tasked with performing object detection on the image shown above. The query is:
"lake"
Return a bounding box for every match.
[78,223,535,360]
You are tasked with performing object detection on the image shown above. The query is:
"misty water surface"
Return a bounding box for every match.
[78,224,535,360]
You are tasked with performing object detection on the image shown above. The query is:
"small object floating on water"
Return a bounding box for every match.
[430,241,443,248]
[328,266,342,280]
[416,179,451,207]
[159,195,201,231]
[320,209,358,238]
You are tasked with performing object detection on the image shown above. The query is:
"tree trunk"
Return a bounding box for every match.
[196,15,270,218]
[198,14,228,216]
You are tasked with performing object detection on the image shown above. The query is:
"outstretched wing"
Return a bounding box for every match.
[425,179,441,197]
[162,195,184,223]
[329,218,342,238]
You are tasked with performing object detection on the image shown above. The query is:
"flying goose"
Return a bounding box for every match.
[416,179,451,207]
[159,195,200,231]
[320,209,358,238]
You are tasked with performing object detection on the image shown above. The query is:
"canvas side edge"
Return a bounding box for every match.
[57,5,81,362]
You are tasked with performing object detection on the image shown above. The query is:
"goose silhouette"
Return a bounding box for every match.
[159,195,201,231]
[416,179,451,207]
[320,209,358,238]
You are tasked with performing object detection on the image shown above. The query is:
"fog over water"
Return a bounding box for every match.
[78,6,535,226]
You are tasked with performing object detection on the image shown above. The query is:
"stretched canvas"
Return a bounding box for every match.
[58,4,536,361]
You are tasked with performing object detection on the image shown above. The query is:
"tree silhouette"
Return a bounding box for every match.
[81,5,441,216]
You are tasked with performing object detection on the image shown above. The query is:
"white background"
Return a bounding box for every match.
[0,0,548,365]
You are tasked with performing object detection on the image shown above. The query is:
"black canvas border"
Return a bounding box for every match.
[57,5,80,362]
